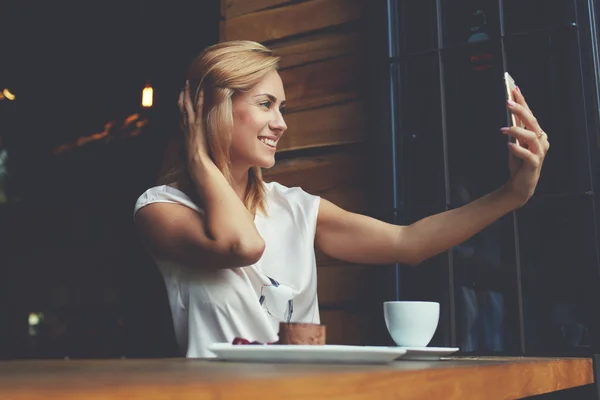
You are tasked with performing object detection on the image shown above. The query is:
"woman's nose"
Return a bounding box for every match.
[271,113,287,132]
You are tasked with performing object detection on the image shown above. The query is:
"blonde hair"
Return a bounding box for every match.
[159,40,280,215]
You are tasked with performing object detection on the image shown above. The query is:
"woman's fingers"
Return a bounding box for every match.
[513,87,532,113]
[507,88,550,155]
[177,89,185,115]
[539,131,550,153]
[508,141,539,166]
[183,80,195,124]
[177,89,188,133]
[501,126,542,155]
[507,99,541,135]
[195,89,204,124]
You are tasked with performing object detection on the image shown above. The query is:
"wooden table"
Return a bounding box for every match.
[0,356,593,399]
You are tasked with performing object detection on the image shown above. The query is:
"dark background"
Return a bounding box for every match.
[0,0,219,358]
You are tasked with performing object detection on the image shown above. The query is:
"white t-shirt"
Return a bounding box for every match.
[133,181,321,357]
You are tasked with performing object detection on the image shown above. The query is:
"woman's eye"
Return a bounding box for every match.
[260,101,271,109]
[279,107,286,115]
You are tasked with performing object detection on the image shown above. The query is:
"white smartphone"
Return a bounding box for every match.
[504,72,519,144]
[504,71,518,127]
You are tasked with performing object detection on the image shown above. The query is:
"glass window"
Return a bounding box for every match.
[503,0,577,35]
[389,0,600,357]
[398,0,438,54]
[398,53,446,208]
[518,195,597,355]
[443,40,510,198]
[505,28,591,195]
[451,214,521,354]
[441,0,500,48]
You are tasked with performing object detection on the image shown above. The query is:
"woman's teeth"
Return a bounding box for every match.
[259,137,276,147]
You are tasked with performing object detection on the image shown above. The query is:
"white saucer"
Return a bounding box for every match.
[208,343,408,364]
[396,346,459,360]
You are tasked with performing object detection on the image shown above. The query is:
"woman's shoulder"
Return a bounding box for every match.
[264,180,314,197]
[263,181,320,210]
[133,185,202,216]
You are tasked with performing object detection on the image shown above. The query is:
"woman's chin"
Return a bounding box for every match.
[256,156,276,169]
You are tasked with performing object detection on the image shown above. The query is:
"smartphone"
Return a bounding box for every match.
[504,72,518,126]
[504,72,519,144]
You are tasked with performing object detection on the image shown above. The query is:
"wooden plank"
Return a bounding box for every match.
[319,309,376,345]
[221,0,293,19]
[320,183,368,213]
[272,32,363,70]
[280,54,362,112]
[0,358,593,399]
[222,0,365,43]
[264,150,366,195]
[317,263,375,307]
[278,101,367,152]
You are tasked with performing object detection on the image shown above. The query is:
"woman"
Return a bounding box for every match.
[134,40,549,357]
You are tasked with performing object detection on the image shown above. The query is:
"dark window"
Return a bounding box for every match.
[518,194,597,355]
[506,27,591,195]
[398,0,438,54]
[398,53,446,208]
[443,40,509,198]
[452,215,521,354]
[503,0,577,35]
[441,0,500,47]
[388,0,600,355]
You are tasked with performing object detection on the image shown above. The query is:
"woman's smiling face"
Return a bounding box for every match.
[230,69,288,170]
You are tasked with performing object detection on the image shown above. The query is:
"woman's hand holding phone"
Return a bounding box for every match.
[501,72,550,207]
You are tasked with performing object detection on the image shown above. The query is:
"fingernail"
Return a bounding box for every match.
[516,86,521,93]
[185,80,189,87]
[507,99,517,107]
[500,127,510,132]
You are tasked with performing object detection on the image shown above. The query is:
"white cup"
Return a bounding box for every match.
[384,301,440,347]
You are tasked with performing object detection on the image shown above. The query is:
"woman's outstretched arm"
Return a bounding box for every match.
[316,88,549,266]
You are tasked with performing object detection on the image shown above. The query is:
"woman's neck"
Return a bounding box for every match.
[231,165,250,201]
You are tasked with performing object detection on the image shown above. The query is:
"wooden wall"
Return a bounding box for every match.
[220,0,382,345]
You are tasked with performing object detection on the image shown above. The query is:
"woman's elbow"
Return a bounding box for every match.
[231,236,266,266]
[404,254,422,267]
[406,248,441,267]
[399,243,427,267]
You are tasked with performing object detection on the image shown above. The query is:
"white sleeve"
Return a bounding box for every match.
[133,185,203,219]
[266,181,321,239]
[299,188,320,240]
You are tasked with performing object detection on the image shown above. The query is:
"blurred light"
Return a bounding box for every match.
[2,88,15,101]
[142,83,153,108]
[28,312,43,326]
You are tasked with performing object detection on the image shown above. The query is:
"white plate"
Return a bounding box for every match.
[397,346,459,361]
[208,343,408,364]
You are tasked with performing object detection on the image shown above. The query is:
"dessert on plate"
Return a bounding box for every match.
[232,322,326,345]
